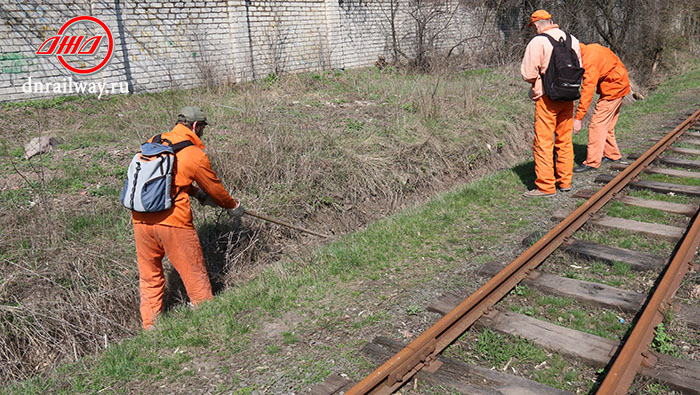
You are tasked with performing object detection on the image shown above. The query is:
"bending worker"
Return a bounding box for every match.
[573,43,631,172]
[131,106,245,329]
[520,10,582,197]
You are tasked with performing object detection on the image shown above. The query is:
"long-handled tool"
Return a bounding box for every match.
[244,210,330,238]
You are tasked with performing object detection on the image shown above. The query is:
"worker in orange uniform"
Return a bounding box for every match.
[131,106,245,329]
[573,43,631,172]
[520,10,582,197]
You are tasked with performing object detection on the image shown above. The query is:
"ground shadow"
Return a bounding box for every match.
[513,142,588,189]
[513,160,537,190]
[162,217,260,311]
[573,142,588,165]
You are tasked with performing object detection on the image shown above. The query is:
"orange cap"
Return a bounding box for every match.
[528,9,552,26]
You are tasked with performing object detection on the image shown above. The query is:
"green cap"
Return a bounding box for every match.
[178,106,208,124]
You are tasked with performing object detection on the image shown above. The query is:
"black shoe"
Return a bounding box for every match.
[557,186,571,192]
[603,156,629,165]
[573,164,596,173]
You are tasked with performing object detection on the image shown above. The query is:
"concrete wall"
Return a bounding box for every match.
[0,0,490,102]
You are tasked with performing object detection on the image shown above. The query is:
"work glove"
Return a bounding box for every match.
[227,204,245,219]
[194,189,217,207]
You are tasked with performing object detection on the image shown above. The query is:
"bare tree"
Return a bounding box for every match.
[382,0,404,63]
[476,0,699,83]
[407,0,463,69]
[380,0,465,70]
[263,13,290,77]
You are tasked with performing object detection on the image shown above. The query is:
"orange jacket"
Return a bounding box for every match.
[132,124,238,229]
[575,43,631,120]
[521,24,582,101]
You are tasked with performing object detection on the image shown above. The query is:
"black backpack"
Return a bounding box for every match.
[539,32,584,101]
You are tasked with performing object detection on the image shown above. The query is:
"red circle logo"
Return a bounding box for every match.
[36,16,114,75]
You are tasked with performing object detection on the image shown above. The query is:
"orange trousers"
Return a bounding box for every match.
[583,97,623,168]
[533,96,574,193]
[134,223,213,329]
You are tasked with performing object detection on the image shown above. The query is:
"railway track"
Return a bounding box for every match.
[313,108,700,395]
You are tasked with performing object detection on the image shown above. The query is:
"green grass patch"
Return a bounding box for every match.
[651,322,680,357]
[65,209,131,242]
[603,200,684,226]
[576,227,672,256]
[282,332,299,345]
[446,329,590,392]
[505,287,630,341]
[640,172,700,187]
[472,328,547,365]
[612,261,631,276]
[0,94,90,110]
[634,381,673,395]
[669,151,700,161]
[672,141,700,150]
[510,284,533,298]
[614,63,700,134]
[58,132,119,150]
[626,189,693,204]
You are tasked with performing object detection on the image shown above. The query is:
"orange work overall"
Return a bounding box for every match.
[134,224,212,329]
[534,96,574,193]
[577,43,631,168]
[132,124,238,329]
[583,97,624,168]
[521,25,580,194]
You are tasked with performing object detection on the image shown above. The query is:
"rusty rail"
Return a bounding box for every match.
[597,194,700,392]
[346,108,700,395]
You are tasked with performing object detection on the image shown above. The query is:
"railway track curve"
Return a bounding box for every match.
[314,108,700,395]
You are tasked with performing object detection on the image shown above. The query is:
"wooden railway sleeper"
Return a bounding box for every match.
[422,359,443,373]
[640,351,658,368]
[526,270,541,280]
[483,307,498,319]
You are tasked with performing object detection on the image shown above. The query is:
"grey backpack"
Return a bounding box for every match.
[120,134,193,212]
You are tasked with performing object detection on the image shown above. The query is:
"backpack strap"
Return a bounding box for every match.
[171,140,194,152]
[148,133,192,152]
[169,140,194,200]
[537,32,559,47]
[538,32,574,49]
[149,133,179,145]
[148,133,174,146]
[563,32,572,49]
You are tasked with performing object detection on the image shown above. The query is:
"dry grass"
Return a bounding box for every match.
[0,61,533,383]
